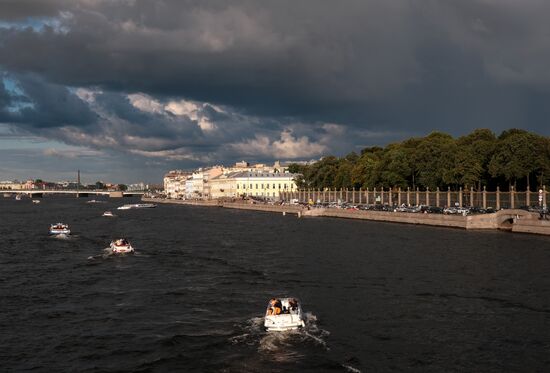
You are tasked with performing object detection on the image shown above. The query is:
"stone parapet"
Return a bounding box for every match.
[142,198,550,236]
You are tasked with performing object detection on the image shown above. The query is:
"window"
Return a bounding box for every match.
[261,183,264,189]
[255,184,258,189]
[284,184,287,189]
[273,184,276,189]
[278,184,281,189]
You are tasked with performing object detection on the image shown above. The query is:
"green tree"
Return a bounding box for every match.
[351,152,379,188]
[455,129,497,189]
[377,144,411,189]
[414,132,457,190]
[489,129,539,190]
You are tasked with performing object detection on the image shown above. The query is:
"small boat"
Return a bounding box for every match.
[50,223,71,235]
[102,211,115,217]
[110,238,134,254]
[117,203,156,210]
[264,297,305,331]
[15,194,22,201]
[32,200,41,204]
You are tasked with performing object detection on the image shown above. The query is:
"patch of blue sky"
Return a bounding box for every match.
[2,75,35,112]
[0,15,69,34]
[2,76,24,95]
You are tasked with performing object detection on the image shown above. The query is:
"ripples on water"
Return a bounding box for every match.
[1,196,550,372]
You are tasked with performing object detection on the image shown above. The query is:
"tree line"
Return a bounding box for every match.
[288,129,550,192]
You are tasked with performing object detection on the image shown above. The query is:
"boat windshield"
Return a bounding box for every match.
[266,298,299,316]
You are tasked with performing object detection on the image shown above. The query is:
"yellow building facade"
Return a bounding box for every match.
[209,171,298,199]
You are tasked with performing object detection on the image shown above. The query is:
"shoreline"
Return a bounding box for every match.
[143,197,550,236]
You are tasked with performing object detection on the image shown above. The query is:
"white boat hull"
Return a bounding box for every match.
[50,229,71,235]
[110,243,134,254]
[117,203,156,210]
[264,314,305,331]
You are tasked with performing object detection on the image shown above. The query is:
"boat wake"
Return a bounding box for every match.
[87,247,145,261]
[230,312,330,363]
[51,233,73,240]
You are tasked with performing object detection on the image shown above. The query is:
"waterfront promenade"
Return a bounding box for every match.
[142,197,550,236]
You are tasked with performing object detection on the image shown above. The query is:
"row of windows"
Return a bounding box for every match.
[247,192,277,197]
[236,183,295,190]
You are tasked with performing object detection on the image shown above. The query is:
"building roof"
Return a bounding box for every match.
[212,171,299,179]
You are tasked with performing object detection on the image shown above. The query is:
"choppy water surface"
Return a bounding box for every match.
[1,196,550,372]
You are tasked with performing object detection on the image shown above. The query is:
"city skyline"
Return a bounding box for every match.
[1,1,550,183]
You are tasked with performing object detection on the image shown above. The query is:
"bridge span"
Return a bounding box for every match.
[3,190,145,198]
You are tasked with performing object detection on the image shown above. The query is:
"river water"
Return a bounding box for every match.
[1,196,550,372]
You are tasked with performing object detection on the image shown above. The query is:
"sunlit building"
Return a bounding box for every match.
[209,171,299,199]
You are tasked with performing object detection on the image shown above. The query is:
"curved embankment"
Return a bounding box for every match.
[305,208,549,233]
[142,198,550,235]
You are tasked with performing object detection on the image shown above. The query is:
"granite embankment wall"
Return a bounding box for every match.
[304,208,468,228]
[147,198,220,207]
[304,208,550,234]
[142,198,302,214]
[142,198,550,235]
[511,215,550,235]
[221,202,303,215]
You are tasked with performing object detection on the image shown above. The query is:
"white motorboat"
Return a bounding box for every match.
[110,238,134,254]
[102,211,115,217]
[15,194,22,200]
[117,203,156,210]
[32,200,41,204]
[264,297,305,331]
[86,199,105,204]
[50,223,71,235]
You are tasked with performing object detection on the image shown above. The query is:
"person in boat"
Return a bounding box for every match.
[267,298,282,315]
[288,298,298,313]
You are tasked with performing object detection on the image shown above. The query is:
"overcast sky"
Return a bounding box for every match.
[1,0,549,183]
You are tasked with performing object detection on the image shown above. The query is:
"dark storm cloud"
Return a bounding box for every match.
[0,0,67,21]
[0,73,97,129]
[1,0,550,181]
[0,78,11,111]
[0,0,548,134]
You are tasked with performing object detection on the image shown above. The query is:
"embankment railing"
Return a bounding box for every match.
[281,186,548,209]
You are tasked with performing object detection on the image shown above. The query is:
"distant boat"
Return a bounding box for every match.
[102,211,115,217]
[15,194,22,201]
[86,199,105,204]
[110,238,134,254]
[117,203,156,210]
[50,223,71,235]
[32,200,41,204]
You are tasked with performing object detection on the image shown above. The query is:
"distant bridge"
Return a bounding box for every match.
[2,189,145,198]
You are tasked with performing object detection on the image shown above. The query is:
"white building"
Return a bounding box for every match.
[185,167,224,199]
[163,161,299,200]
[127,182,147,191]
[0,181,24,190]
[185,178,194,199]
[163,170,190,199]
